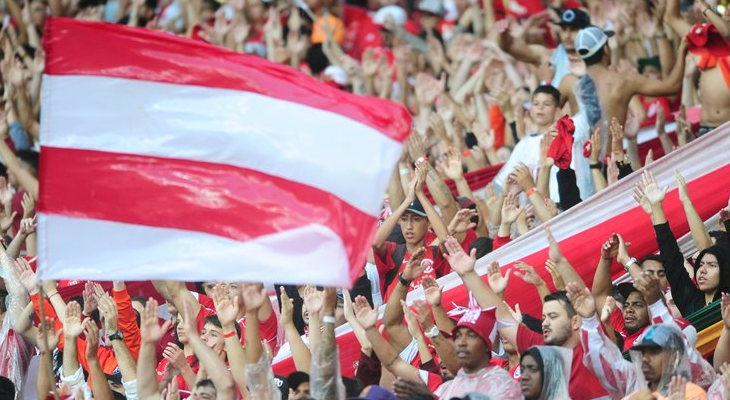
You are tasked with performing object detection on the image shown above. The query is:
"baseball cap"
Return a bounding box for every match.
[452,306,498,348]
[616,282,639,302]
[687,23,730,58]
[373,5,407,28]
[418,0,446,17]
[630,325,676,350]
[556,8,590,28]
[323,65,349,88]
[405,198,427,217]
[274,375,290,399]
[575,25,614,59]
[286,371,309,391]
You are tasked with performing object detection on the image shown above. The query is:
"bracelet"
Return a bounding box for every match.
[540,80,551,86]
[525,188,536,197]
[400,168,410,175]
[322,315,336,324]
[223,330,236,339]
[463,149,471,157]
[47,292,60,299]
[416,156,428,164]
[654,32,667,39]
[589,162,603,170]
[623,257,638,272]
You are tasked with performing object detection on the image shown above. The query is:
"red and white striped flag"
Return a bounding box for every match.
[37,18,410,286]
[273,122,730,376]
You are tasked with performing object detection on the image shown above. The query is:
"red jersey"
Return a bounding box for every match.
[374,242,451,302]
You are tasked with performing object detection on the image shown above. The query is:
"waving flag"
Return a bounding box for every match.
[273,123,730,376]
[38,18,410,286]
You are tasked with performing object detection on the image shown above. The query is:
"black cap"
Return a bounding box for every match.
[274,375,289,399]
[616,282,639,302]
[405,198,427,217]
[287,371,310,391]
[557,8,590,28]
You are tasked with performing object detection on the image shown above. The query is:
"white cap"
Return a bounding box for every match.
[574,26,614,59]
[418,0,445,16]
[373,5,407,27]
[323,65,348,86]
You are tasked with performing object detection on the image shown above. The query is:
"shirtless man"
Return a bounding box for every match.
[574,26,688,129]
[498,9,590,112]
[665,0,730,134]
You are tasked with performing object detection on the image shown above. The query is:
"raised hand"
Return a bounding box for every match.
[633,183,653,216]
[141,298,172,344]
[353,295,378,330]
[361,48,378,77]
[212,284,239,327]
[36,317,62,353]
[0,208,17,233]
[609,117,625,160]
[21,192,34,219]
[501,192,525,224]
[674,169,690,203]
[64,301,87,339]
[721,292,730,330]
[302,286,324,317]
[414,72,446,106]
[414,159,428,192]
[448,208,478,235]
[82,281,100,317]
[640,170,668,206]
[513,262,544,286]
[545,260,565,291]
[615,233,632,266]
[545,225,565,263]
[97,293,119,333]
[82,320,100,363]
[600,295,617,323]
[421,276,443,306]
[509,163,536,194]
[667,375,687,400]
[601,234,620,260]
[14,257,38,294]
[443,236,476,276]
[589,128,601,163]
[473,121,495,150]
[280,287,295,327]
[633,271,662,305]
[487,261,510,295]
[401,300,422,338]
[240,283,268,313]
[19,216,37,237]
[163,343,188,371]
[566,282,596,318]
[402,247,426,281]
[503,300,522,323]
[607,154,619,186]
[440,147,464,181]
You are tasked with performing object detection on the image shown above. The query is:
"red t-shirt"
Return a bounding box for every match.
[509,363,521,380]
[515,324,608,400]
[374,242,451,301]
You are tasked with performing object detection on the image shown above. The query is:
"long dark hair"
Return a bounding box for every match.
[694,245,730,301]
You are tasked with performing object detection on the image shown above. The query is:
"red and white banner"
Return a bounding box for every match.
[273,122,730,376]
[37,18,410,286]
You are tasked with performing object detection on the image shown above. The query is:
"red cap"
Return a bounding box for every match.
[452,306,498,348]
[687,23,730,58]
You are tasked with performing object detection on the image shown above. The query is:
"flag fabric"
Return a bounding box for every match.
[37,18,411,286]
[273,122,730,376]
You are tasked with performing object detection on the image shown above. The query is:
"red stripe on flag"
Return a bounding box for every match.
[39,147,377,269]
[41,18,411,143]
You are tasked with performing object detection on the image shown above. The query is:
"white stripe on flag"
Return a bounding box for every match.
[37,214,352,286]
[41,75,402,215]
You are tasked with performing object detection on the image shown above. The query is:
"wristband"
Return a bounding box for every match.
[463,149,471,157]
[398,272,411,287]
[224,330,237,339]
[540,80,551,86]
[416,156,428,164]
[323,315,336,324]
[589,162,603,170]
[623,257,638,272]
[525,188,536,197]
[400,168,410,175]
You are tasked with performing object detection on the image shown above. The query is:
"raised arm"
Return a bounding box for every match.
[36,317,62,400]
[545,225,586,291]
[496,21,550,65]
[412,299,459,375]
[442,237,520,346]
[383,247,425,350]
[402,301,432,365]
[511,163,553,223]
[84,320,114,400]
[676,170,712,252]
[414,161,450,243]
[513,262,551,303]
[165,281,202,323]
[715,293,730,370]
[354,296,423,382]
[279,287,311,373]
[421,276,455,332]
[211,284,250,397]
[373,178,416,257]
[182,297,236,400]
[61,301,85,381]
[664,0,691,37]
[311,287,346,399]
[630,38,689,97]
[592,235,620,314]
[98,294,138,385]
[139,298,172,400]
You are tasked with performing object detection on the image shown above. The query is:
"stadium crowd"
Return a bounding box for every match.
[0,0,729,397]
